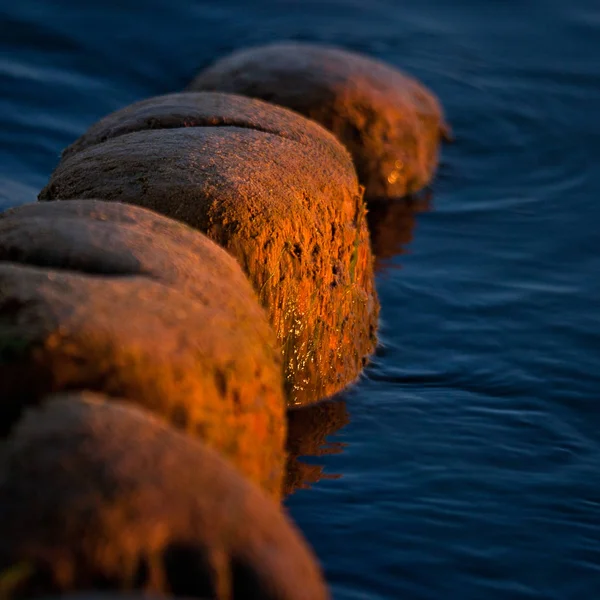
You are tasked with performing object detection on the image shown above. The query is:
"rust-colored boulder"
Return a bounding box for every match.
[38,92,379,405]
[189,42,450,199]
[0,201,285,496]
[0,394,329,600]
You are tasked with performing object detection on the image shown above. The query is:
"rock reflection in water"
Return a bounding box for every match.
[285,398,349,496]
[366,191,431,271]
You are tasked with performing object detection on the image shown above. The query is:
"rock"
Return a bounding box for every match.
[285,399,349,495]
[189,42,450,199]
[0,201,285,497]
[0,394,329,600]
[0,199,279,322]
[38,92,379,405]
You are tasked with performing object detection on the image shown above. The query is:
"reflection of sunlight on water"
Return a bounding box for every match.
[285,398,349,495]
[366,191,431,272]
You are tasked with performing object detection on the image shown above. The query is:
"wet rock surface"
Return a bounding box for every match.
[0,201,285,496]
[189,42,449,199]
[0,394,329,600]
[38,93,379,405]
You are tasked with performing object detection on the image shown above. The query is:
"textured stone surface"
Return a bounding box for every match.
[0,394,329,599]
[0,201,285,496]
[39,93,379,405]
[189,43,450,199]
[60,91,349,164]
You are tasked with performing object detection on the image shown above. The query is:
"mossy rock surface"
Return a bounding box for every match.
[39,93,379,405]
[0,201,285,497]
[0,394,328,600]
[189,43,450,199]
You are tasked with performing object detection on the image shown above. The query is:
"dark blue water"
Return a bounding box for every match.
[2,0,600,597]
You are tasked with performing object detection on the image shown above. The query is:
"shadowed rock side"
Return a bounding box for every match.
[38,92,379,405]
[0,201,285,497]
[0,394,329,600]
[189,42,450,200]
[285,399,350,496]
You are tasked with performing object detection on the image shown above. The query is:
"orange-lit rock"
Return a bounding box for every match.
[0,394,329,600]
[189,43,450,199]
[0,201,285,496]
[38,92,379,405]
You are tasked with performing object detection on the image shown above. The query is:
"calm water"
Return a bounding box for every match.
[2,0,600,597]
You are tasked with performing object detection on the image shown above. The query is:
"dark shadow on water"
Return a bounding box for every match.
[366,191,431,272]
[284,397,350,496]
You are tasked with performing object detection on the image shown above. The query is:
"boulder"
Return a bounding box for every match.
[38,93,379,405]
[0,394,328,599]
[189,42,450,199]
[0,201,285,496]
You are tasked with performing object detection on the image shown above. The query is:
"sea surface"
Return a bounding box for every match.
[2,0,600,598]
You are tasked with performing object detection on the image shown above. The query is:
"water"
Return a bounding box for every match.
[2,0,600,597]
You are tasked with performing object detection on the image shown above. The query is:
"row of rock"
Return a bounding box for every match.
[38,91,379,405]
[0,42,447,598]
